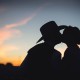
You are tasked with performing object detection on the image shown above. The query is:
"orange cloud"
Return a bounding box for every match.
[0,44,19,56]
[0,29,21,45]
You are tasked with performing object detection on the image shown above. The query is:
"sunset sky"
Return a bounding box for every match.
[0,0,80,66]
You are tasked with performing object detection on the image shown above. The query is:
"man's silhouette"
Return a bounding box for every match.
[21,21,64,79]
[62,26,80,78]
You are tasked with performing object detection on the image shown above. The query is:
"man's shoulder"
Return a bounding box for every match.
[28,43,45,53]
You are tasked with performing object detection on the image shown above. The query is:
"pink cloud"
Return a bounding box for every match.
[0,28,21,45]
[0,3,47,45]
[0,13,36,45]
[5,14,36,29]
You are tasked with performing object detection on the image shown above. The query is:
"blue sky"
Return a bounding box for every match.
[0,0,80,66]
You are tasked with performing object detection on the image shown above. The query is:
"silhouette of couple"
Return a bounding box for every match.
[21,21,80,79]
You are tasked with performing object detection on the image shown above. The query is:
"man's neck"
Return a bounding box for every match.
[44,41,55,48]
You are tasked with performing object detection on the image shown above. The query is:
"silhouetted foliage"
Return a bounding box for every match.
[0,63,20,80]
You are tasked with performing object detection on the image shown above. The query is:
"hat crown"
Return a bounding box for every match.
[63,26,80,44]
[37,21,67,43]
[40,21,59,36]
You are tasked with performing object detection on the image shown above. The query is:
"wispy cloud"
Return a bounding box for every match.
[0,13,36,44]
[4,3,49,29]
[5,14,36,29]
[0,2,48,45]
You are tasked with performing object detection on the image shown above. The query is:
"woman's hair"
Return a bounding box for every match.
[62,26,80,45]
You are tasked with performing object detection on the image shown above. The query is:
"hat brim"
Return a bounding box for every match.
[59,25,68,30]
[36,25,68,43]
[36,37,43,43]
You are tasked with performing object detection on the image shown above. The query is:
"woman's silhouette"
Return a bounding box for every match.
[20,21,65,79]
[62,26,80,77]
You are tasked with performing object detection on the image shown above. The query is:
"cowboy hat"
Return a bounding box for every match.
[37,21,67,43]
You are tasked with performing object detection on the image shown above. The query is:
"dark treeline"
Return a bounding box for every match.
[0,63,21,80]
